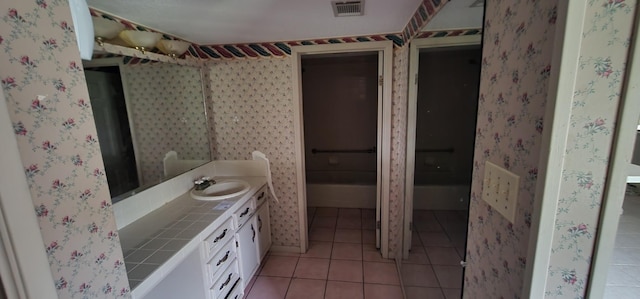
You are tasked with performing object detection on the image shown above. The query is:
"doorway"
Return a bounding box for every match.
[291,41,393,257]
[403,35,482,297]
[301,52,382,262]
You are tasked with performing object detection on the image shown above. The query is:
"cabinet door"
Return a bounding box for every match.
[236,216,259,287]
[256,202,271,260]
[139,248,206,299]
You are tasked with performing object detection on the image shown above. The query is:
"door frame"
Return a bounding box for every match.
[403,35,482,259]
[0,91,58,298]
[586,3,640,297]
[522,1,640,297]
[291,41,393,257]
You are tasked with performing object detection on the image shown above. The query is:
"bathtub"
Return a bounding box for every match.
[305,170,377,209]
[412,184,470,210]
[306,183,377,208]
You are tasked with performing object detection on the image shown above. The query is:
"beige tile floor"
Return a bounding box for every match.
[401,210,467,299]
[243,208,468,299]
[244,207,401,299]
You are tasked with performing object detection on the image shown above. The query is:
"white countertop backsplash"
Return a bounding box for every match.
[113,160,267,229]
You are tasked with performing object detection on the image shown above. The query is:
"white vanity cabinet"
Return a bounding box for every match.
[256,198,271,260]
[234,185,271,290]
[233,189,260,289]
[202,217,242,299]
[141,247,207,299]
[236,215,259,286]
[132,182,272,299]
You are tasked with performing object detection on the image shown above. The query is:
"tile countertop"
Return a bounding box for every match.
[119,176,267,297]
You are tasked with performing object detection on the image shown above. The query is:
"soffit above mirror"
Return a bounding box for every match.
[86,0,424,45]
[422,0,484,31]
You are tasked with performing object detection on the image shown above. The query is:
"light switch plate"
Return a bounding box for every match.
[483,161,519,223]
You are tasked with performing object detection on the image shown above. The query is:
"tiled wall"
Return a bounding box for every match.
[0,1,129,298]
[545,1,637,297]
[120,63,209,185]
[463,0,558,297]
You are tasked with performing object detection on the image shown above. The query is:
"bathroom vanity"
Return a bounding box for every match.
[116,161,272,299]
[84,40,274,298]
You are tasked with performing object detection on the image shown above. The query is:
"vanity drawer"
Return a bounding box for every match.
[206,239,237,283]
[254,186,268,208]
[209,260,240,299]
[233,199,255,229]
[204,217,234,259]
[224,281,243,299]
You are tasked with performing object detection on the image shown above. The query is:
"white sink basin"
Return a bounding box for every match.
[190,179,250,201]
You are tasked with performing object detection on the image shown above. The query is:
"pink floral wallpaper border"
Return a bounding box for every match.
[416,28,483,39]
[402,0,449,43]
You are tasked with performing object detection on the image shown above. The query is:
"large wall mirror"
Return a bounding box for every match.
[83,54,211,203]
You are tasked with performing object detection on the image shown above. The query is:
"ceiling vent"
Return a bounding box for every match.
[332,1,364,17]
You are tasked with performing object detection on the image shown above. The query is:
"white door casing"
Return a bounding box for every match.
[291,41,394,257]
[0,90,58,298]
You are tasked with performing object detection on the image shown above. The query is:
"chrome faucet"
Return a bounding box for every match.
[194,176,216,191]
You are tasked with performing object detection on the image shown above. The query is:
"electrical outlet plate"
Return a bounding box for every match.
[483,161,519,223]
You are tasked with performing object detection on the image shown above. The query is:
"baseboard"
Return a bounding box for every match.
[269,245,302,254]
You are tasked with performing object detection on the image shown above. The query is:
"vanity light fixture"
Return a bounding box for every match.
[119,30,162,54]
[91,16,125,46]
[157,40,192,58]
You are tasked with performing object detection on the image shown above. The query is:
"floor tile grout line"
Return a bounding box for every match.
[282,256,300,299]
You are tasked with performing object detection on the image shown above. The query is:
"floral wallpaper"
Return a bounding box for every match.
[0,1,130,298]
[389,46,409,258]
[545,1,636,297]
[207,48,410,255]
[120,62,209,185]
[207,58,301,247]
[463,0,558,297]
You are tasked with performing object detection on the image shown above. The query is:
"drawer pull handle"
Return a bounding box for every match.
[251,224,256,242]
[220,273,232,290]
[258,216,262,232]
[240,207,250,217]
[216,251,230,266]
[213,229,227,244]
[257,192,265,200]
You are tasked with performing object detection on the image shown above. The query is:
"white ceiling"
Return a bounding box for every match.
[87,0,485,45]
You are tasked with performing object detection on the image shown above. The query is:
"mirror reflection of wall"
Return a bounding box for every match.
[84,58,211,202]
[120,62,209,185]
